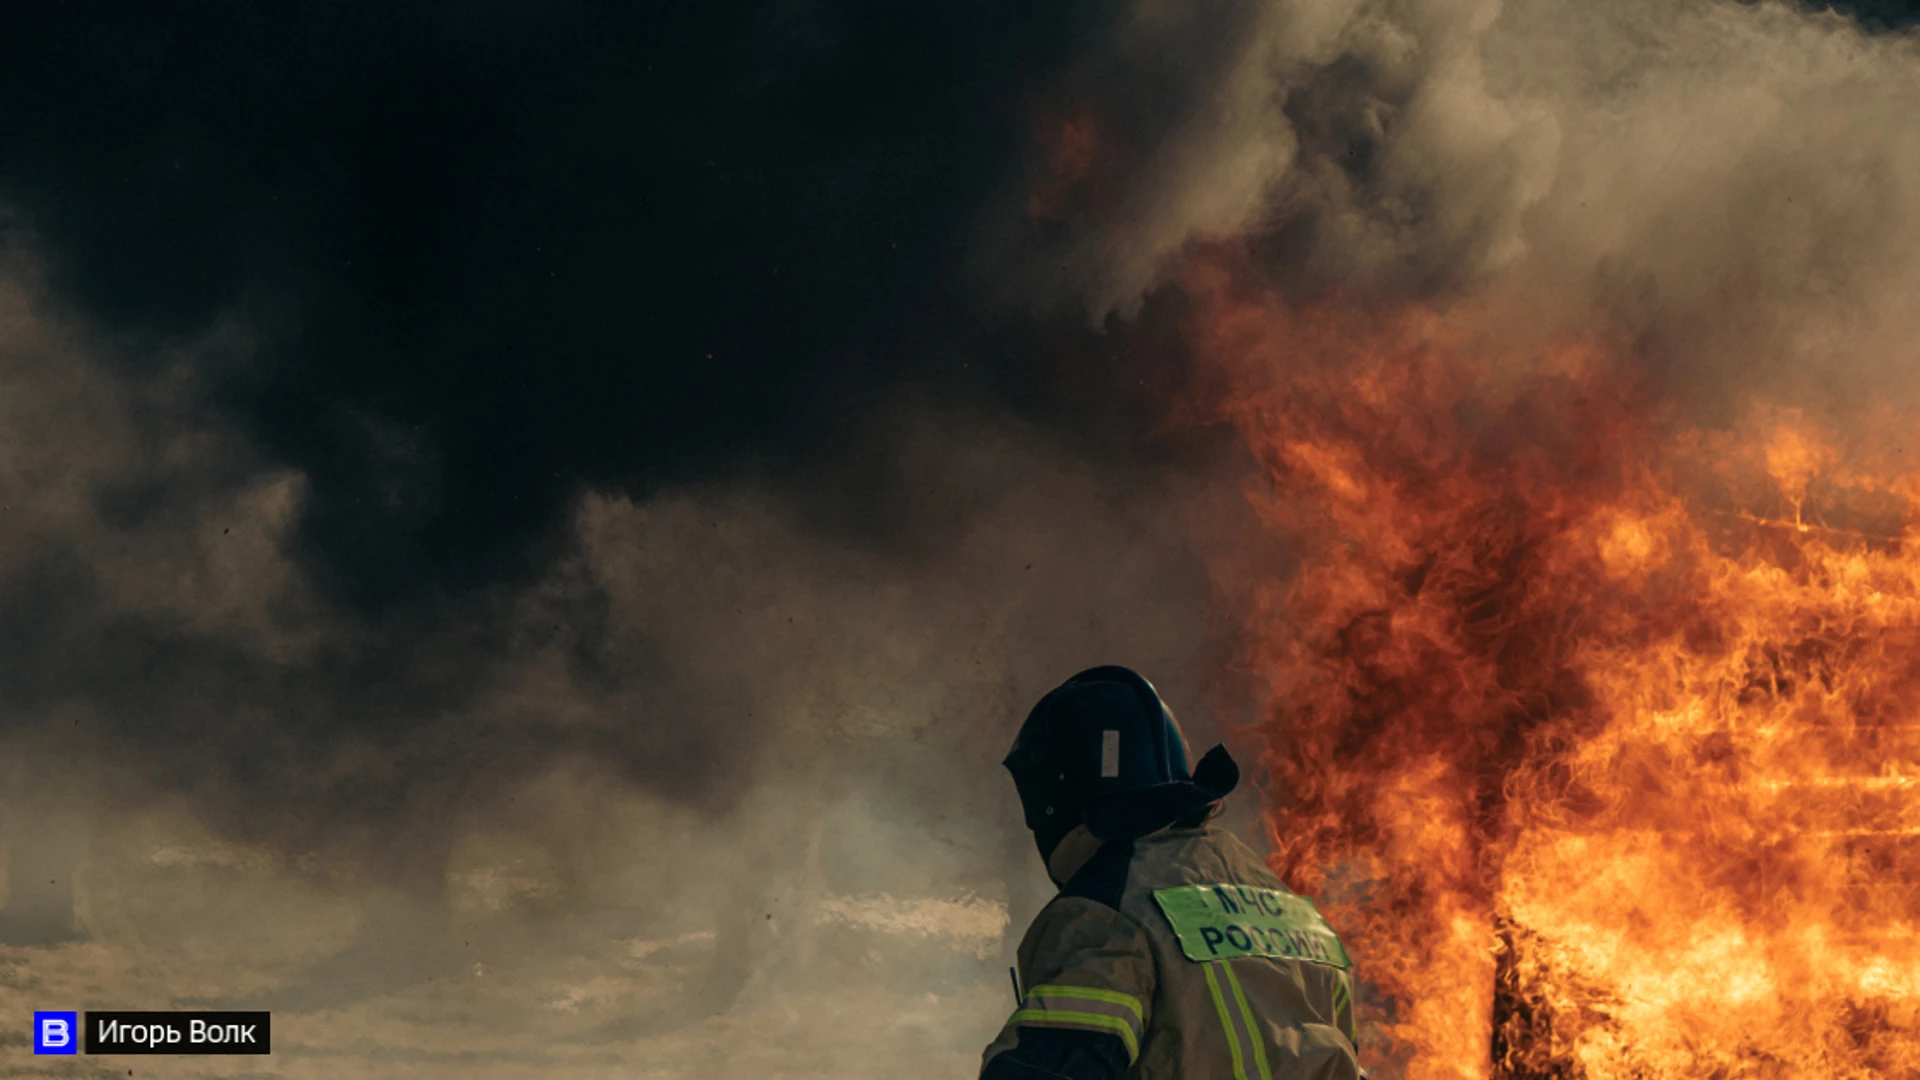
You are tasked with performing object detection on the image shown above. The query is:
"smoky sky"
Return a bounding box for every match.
[0,0,1285,956]
[0,0,1207,610]
[1810,0,1920,28]
[2,0,1914,600]
[2,0,1918,979]
[2,1,1919,1068]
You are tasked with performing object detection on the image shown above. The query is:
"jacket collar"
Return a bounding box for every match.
[1045,825,1105,885]
[1047,819,1222,887]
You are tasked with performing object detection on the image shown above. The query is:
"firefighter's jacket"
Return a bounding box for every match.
[982,821,1360,1080]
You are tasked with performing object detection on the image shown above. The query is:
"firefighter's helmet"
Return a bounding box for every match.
[1003,665,1239,859]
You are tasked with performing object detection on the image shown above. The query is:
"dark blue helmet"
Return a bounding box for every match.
[1004,666,1240,861]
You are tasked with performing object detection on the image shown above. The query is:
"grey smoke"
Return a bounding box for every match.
[0,246,1260,1072]
[5,0,1917,1074]
[988,0,1920,429]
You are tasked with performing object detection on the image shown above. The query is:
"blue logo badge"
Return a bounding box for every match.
[34,1011,78,1054]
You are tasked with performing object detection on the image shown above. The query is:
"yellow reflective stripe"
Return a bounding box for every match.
[1202,961,1249,1080]
[1025,983,1145,1022]
[1334,971,1357,1043]
[1220,961,1273,1080]
[1008,1008,1140,1063]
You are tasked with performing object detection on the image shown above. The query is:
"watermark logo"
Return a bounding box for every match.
[30,1011,270,1055]
[33,1011,77,1055]
[86,1011,272,1055]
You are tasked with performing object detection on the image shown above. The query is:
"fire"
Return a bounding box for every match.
[1188,262,1920,1078]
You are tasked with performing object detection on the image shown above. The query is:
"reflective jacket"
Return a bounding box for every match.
[981,822,1361,1080]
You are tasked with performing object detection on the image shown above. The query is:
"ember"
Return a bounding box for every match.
[1192,263,1920,1079]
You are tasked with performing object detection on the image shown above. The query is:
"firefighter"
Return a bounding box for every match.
[983,666,1362,1080]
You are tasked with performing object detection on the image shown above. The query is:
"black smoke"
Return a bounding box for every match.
[0,4,1262,1036]
[2,1,1223,605]
[0,0,1237,811]
[1,0,1915,1059]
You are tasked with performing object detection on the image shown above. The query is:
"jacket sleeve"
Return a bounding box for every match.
[980,897,1156,1080]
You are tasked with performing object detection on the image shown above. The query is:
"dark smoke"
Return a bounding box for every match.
[1,0,1915,1075]
[0,4,1262,1068]
[988,0,1920,434]
[0,4,1239,850]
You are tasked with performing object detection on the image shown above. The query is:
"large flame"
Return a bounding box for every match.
[1189,261,1920,1079]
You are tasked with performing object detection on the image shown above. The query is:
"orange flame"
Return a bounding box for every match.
[1189,264,1920,1079]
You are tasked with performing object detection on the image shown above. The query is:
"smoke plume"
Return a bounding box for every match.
[994,0,1920,425]
[3,0,1917,1076]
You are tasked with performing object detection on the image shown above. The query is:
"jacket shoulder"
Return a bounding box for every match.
[1207,827,1289,888]
[1015,886,1156,998]
[1121,824,1290,905]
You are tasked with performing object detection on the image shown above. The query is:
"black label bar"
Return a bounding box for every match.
[84,1011,271,1055]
